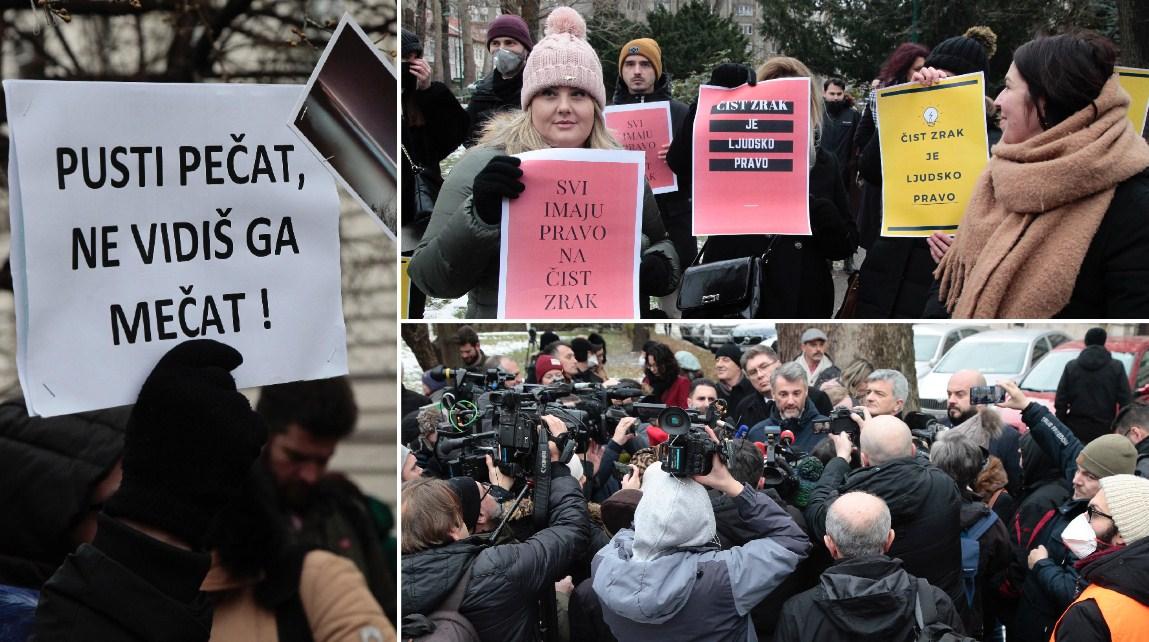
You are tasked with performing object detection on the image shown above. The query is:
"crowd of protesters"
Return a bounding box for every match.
[0,340,396,641]
[402,4,1149,320]
[400,325,1149,641]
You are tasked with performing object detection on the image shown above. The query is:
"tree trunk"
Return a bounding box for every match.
[1118,0,1149,68]
[522,0,540,42]
[630,324,651,351]
[777,324,920,411]
[415,0,429,43]
[433,323,467,367]
[402,324,440,371]
[439,0,453,85]
[460,0,476,86]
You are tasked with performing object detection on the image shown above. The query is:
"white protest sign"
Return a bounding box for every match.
[4,81,347,417]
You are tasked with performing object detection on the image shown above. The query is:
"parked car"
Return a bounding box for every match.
[730,322,777,351]
[917,329,1072,417]
[999,336,1149,430]
[913,324,985,378]
[680,323,707,348]
[703,322,741,352]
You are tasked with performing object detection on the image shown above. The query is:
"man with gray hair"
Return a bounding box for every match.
[805,414,967,620]
[746,361,830,452]
[777,492,963,640]
[864,369,910,417]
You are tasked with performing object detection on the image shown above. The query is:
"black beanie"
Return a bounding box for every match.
[540,331,560,350]
[571,337,592,363]
[1085,327,1108,347]
[401,29,423,58]
[446,477,481,533]
[715,343,743,365]
[925,35,989,77]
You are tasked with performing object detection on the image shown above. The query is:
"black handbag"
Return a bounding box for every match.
[402,144,440,238]
[677,237,776,318]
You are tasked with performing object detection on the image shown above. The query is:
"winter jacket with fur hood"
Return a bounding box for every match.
[408,144,681,318]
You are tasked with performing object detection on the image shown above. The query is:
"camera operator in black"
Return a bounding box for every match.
[586,417,643,503]
[401,415,591,642]
[746,362,831,454]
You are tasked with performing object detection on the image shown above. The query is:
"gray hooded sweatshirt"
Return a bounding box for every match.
[591,484,809,641]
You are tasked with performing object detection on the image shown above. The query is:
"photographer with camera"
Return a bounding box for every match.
[401,413,590,642]
[585,416,643,504]
[805,413,967,623]
[746,362,831,454]
[995,379,1137,642]
[591,423,810,641]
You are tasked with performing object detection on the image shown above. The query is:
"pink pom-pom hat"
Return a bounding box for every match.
[520,6,606,110]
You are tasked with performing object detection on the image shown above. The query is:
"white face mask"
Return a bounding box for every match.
[493,48,525,78]
[588,354,598,367]
[1061,511,1098,559]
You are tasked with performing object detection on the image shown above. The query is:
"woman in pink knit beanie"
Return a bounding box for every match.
[408,7,681,318]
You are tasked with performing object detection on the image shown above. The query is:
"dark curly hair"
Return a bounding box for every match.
[879,42,930,86]
[644,342,680,385]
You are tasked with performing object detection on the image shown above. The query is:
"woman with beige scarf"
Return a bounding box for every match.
[927,30,1149,318]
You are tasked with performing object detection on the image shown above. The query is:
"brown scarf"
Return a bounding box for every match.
[936,75,1149,318]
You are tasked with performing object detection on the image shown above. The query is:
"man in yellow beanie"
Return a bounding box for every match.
[612,37,694,317]
[1050,474,1149,641]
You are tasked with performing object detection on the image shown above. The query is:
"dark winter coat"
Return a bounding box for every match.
[1012,403,1091,642]
[958,498,1012,639]
[1010,432,1073,556]
[718,376,756,417]
[34,514,214,641]
[805,456,966,615]
[0,399,128,589]
[1137,437,1149,478]
[775,555,963,642]
[700,149,858,318]
[747,397,830,454]
[464,71,522,148]
[592,484,810,641]
[819,100,859,186]
[612,74,697,266]
[401,469,589,642]
[402,81,469,247]
[1052,538,1149,642]
[408,144,680,318]
[731,394,772,435]
[1055,344,1132,445]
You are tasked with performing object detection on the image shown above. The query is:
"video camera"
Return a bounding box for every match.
[427,364,517,402]
[563,382,645,444]
[756,424,802,497]
[652,403,737,477]
[904,411,947,452]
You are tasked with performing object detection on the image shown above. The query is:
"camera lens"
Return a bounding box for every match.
[659,407,691,436]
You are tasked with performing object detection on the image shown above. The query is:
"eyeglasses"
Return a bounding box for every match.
[745,361,778,376]
[1087,504,1114,522]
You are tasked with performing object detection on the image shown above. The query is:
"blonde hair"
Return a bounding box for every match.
[757,56,824,167]
[477,99,621,154]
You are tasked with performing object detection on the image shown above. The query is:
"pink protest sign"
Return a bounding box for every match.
[498,148,644,319]
[604,101,678,194]
[692,78,811,235]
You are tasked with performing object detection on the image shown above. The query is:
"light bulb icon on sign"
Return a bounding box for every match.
[923,106,939,127]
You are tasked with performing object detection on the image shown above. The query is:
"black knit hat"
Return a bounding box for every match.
[539,331,560,350]
[925,28,995,77]
[401,29,423,58]
[571,337,592,362]
[715,343,743,364]
[446,477,481,533]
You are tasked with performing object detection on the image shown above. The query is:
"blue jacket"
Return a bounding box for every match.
[746,398,829,454]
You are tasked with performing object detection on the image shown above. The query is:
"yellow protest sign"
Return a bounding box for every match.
[1116,66,1149,137]
[877,72,989,237]
[401,255,411,320]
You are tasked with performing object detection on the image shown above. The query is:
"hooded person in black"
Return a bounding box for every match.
[1054,327,1132,445]
[778,491,963,641]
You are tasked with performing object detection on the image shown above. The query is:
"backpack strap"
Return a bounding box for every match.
[440,559,477,613]
[1026,508,1058,551]
[915,578,939,629]
[966,511,1000,541]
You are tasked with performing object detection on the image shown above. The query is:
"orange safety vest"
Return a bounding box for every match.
[1051,584,1149,641]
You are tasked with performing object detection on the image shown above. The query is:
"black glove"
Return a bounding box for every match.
[473,155,525,225]
[639,252,671,291]
[708,63,757,89]
[104,339,268,548]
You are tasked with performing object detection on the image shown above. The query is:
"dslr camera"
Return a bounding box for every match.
[816,406,865,444]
